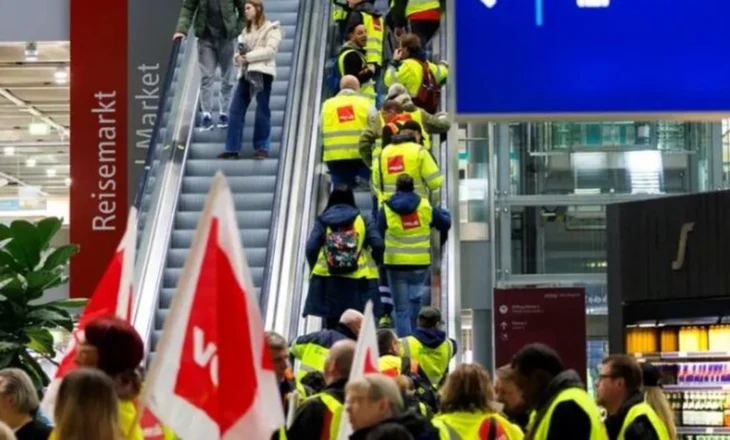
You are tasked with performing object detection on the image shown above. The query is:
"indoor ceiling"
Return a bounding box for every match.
[0,41,69,198]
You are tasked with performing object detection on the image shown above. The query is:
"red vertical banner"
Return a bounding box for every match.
[70,0,129,298]
[494,287,587,384]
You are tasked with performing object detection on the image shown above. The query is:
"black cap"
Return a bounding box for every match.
[418,307,442,327]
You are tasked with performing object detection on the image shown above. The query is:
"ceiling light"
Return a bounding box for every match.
[3,147,14,156]
[54,69,68,85]
[28,122,50,136]
[24,42,38,62]
[64,177,71,187]
[26,158,36,168]
[46,168,56,177]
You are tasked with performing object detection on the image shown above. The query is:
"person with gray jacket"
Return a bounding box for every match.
[174,0,244,130]
[219,0,284,160]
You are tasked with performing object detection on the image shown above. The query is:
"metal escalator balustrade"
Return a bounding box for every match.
[135,38,186,246]
[153,0,302,353]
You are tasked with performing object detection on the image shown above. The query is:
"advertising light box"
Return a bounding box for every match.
[453,0,730,120]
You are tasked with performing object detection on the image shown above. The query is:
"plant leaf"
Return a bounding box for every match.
[44,298,88,309]
[23,328,55,355]
[19,351,49,390]
[0,350,14,369]
[0,249,22,274]
[6,221,40,271]
[26,270,61,299]
[41,245,79,272]
[27,307,73,331]
[36,217,62,251]
[0,274,27,303]
[0,341,21,351]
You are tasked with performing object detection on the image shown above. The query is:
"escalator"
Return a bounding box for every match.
[134,0,313,355]
[283,3,452,342]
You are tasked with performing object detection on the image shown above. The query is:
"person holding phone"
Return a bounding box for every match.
[219,0,283,160]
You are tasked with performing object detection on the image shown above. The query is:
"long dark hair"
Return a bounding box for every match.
[325,184,356,210]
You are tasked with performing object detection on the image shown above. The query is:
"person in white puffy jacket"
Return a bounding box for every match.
[220,0,284,160]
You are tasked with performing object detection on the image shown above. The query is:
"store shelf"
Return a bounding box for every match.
[664,384,730,391]
[633,352,730,361]
[677,427,730,435]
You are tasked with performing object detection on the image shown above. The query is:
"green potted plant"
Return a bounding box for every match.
[0,217,83,391]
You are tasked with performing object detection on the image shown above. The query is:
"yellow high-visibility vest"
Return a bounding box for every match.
[361,13,384,66]
[311,215,376,278]
[338,49,376,104]
[531,388,608,440]
[383,197,432,266]
[321,93,371,162]
[406,0,440,16]
[617,402,670,440]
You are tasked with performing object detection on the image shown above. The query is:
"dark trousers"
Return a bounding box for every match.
[410,20,440,48]
[224,74,273,153]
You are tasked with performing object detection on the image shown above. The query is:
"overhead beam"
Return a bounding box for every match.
[0,84,70,91]
[0,89,66,139]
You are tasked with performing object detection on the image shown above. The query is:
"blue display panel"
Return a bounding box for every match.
[453,0,730,119]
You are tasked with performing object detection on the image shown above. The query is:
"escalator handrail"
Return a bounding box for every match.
[279,1,332,340]
[260,0,317,322]
[132,38,184,212]
[132,38,202,353]
[438,8,463,361]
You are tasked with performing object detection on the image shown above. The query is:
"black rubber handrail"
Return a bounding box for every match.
[132,38,184,211]
[258,0,313,313]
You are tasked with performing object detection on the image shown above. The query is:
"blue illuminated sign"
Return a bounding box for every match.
[453,0,730,119]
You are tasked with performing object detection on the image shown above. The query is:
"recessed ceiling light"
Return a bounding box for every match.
[64,177,71,187]
[3,146,14,156]
[46,168,56,177]
[26,158,36,168]
[28,122,50,136]
[54,69,68,84]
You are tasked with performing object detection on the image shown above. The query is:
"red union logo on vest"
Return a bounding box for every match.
[400,212,421,229]
[387,155,405,173]
[337,105,355,123]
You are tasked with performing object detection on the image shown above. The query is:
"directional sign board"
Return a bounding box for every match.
[452,0,730,120]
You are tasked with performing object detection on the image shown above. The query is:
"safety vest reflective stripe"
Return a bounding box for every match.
[316,393,344,440]
[385,233,431,243]
[442,424,459,440]
[385,247,430,255]
[532,388,607,440]
[424,170,442,183]
[406,0,440,16]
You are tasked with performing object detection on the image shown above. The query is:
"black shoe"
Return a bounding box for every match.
[217,151,239,159]
[254,149,268,160]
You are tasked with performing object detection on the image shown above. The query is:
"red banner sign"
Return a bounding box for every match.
[70,1,129,298]
[494,287,587,384]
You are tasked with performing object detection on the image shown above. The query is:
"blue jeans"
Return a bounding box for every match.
[326,159,371,189]
[224,74,273,153]
[387,268,428,337]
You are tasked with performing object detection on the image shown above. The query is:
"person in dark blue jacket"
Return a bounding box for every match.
[376,174,451,336]
[304,185,385,329]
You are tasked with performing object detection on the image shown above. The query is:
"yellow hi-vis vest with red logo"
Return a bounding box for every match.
[322,92,371,162]
[383,197,432,266]
[361,13,384,66]
[433,411,524,440]
[374,141,443,203]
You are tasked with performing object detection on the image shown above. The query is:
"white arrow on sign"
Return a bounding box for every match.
[481,0,497,8]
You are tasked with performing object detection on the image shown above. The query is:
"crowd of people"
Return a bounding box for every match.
[0,310,680,440]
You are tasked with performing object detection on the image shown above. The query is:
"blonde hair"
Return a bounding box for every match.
[54,368,123,440]
[440,363,498,414]
[245,0,267,31]
[644,387,677,440]
[346,374,404,414]
[0,421,16,440]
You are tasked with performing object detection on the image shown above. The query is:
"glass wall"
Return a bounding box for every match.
[490,120,722,371]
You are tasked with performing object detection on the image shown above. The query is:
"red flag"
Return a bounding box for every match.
[337,301,380,439]
[41,207,138,415]
[143,172,284,439]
